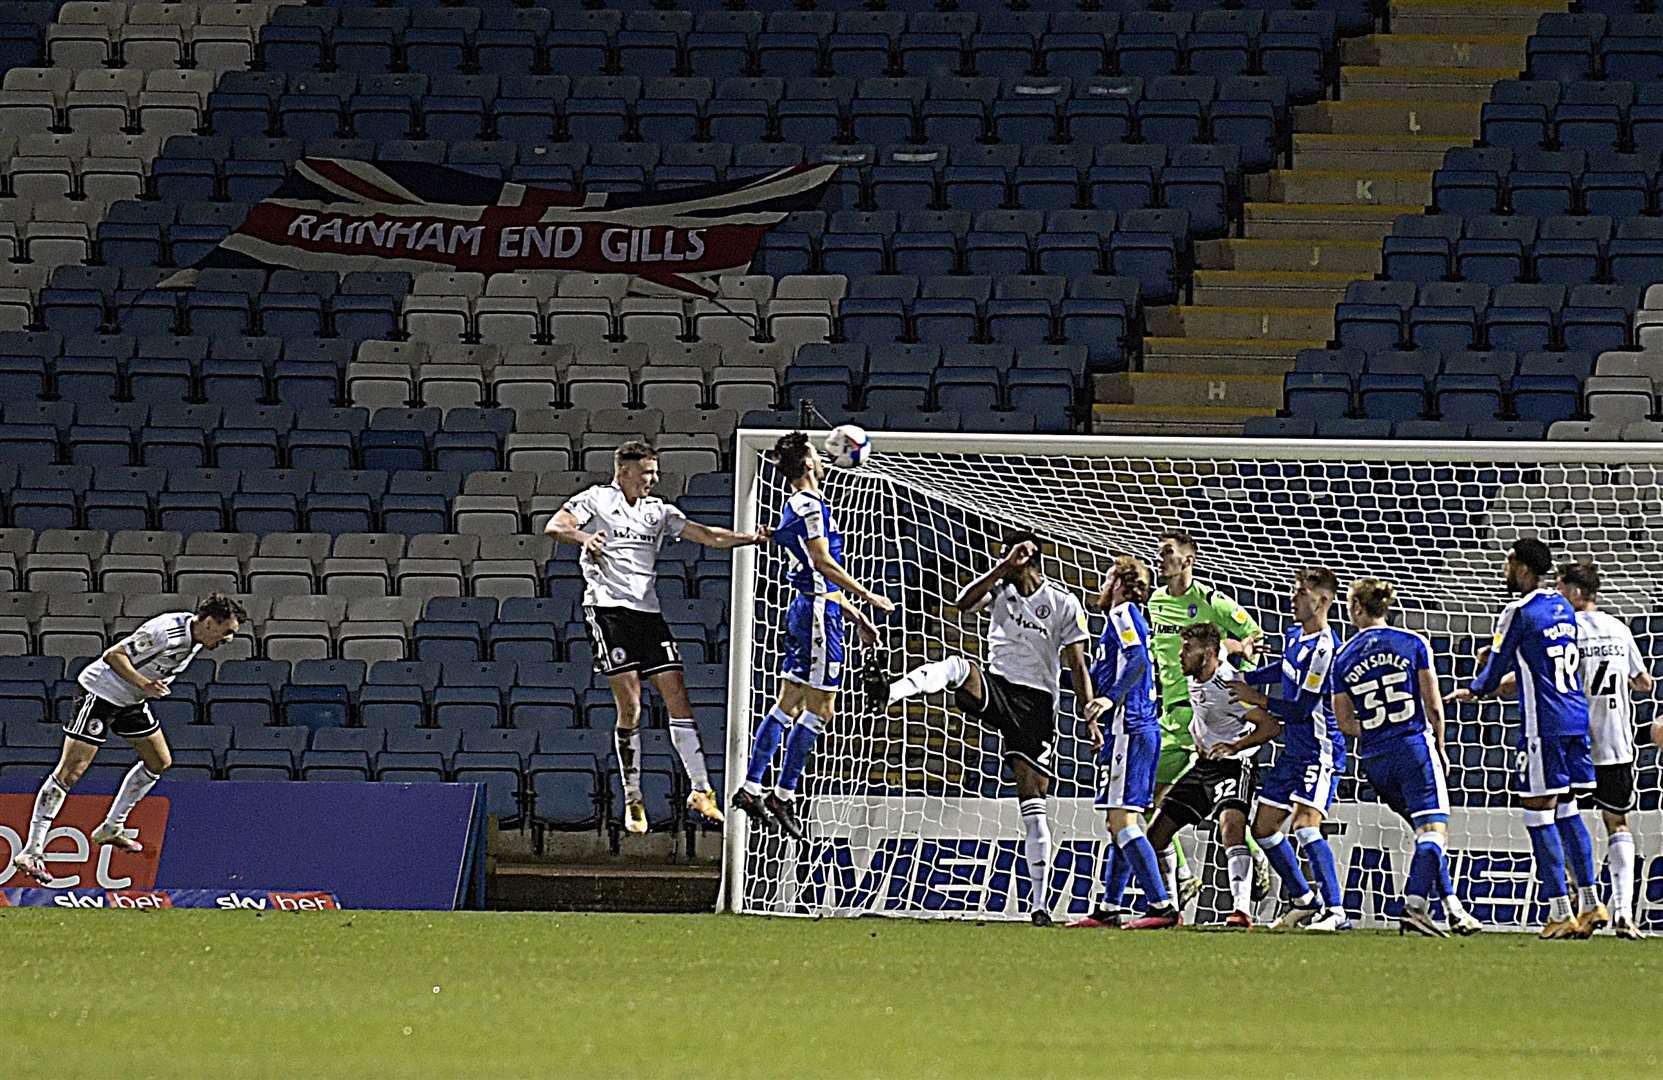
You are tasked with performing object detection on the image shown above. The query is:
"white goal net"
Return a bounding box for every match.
[721,433,1663,930]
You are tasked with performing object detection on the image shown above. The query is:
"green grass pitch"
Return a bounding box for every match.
[7,910,1659,1079]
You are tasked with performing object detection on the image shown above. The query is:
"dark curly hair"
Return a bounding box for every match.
[197,592,249,623]
[773,431,813,481]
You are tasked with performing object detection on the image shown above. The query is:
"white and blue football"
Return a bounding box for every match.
[824,424,871,469]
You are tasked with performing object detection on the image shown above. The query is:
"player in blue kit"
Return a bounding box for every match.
[731,432,893,841]
[1068,555,1181,930]
[1227,567,1351,931]
[1332,577,1483,938]
[1448,538,1599,939]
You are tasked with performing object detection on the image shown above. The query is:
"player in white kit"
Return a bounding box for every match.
[1144,622,1267,927]
[11,594,246,886]
[549,441,771,835]
[874,531,1093,926]
[1559,560,1654,938]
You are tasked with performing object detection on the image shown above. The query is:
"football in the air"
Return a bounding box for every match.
[824,424,871,469]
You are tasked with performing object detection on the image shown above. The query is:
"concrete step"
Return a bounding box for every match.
[1295,99,1483,137]
[1292,133,1459,172]
[1339,65,1515,102]
[1141,336,1313,375]
[1388,0,1567,38]
[1090,414,1250,435]
[1344,33,1529,69]
[1195,237,1384,275]
[1250,168,1432,206]
[492,864,719,912]
[1097,371,1285,410]
[1146,304,1335,340]
[1241,200,1415,240]
[1190,269,1356,308]
[1092,401,1274,426]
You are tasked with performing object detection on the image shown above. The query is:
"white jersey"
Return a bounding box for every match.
[78,612,201,707]
[1188,656,1255,759]
[986,578,1089,703]
[1575,609,1647,765]
[559,483,688,612]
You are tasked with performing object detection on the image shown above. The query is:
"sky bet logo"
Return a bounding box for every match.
[216,892,339,911]
[52,890,173,910]
[0,794,167,889]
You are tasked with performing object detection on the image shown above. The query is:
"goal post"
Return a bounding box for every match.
[721,431,1663,929]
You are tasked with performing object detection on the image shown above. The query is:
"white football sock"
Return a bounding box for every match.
[1159,843,1180,901]
[888,656,971,704]
[1549,894,1574,922]
[26,774,69,853]
[1227,844,1253,915]
[1021,798,1050,915]
[1609,832,1636,922]
[667,717,710,791]
[614,726,642,801]
[104,762,161,830]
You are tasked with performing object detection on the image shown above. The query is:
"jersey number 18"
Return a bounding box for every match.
[1545,642,1582,695]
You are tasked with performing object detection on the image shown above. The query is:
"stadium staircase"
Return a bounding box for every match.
[1094,0,1565,435]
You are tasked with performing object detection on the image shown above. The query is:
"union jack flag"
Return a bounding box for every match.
[160,157,837,298]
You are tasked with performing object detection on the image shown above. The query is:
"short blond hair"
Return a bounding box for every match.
[1350,577,1397,620]
[1111,554,1152,605]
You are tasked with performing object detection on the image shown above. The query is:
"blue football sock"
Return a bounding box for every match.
[1525,810,1568,900]
[775,710,825,795]
[744,707,791,788]
[1296,827,1344,912]
[1555,807,1596,890]
[1406,835,1443,903]
[1099,842,1126,910]
[1259,831,1315,905]
[1118,827,1170,907]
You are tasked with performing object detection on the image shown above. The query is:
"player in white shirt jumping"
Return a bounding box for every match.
[873,531,1094,926]
[11,593,246,886]
[548,440,771,835]
[1558,560,1654,938]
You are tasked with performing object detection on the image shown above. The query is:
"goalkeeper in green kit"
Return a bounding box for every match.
[1147,528,1269,905]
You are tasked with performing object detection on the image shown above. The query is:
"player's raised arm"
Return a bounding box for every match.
[803,534,894,613]
[680,519,772,549]
[1453,602,1522,702]
[953,540,1034,612]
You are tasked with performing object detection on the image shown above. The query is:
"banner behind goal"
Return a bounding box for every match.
[722,434,1663,929]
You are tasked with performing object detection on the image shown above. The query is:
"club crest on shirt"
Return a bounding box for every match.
[1035,603,1051,619]
[1188,604,1199,617]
